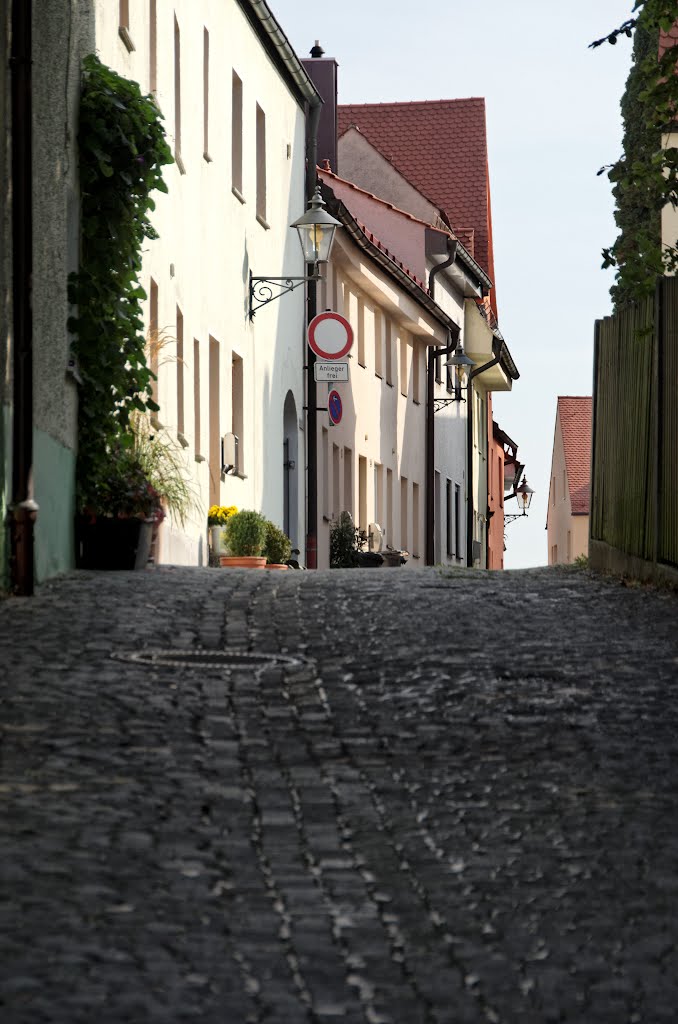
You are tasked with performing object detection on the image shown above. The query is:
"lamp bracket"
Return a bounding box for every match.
[504,512,528,525]
[249,270,318,320]
[433,394,465,412]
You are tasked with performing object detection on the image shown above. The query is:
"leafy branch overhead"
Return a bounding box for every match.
[594,1,678,306]
[68,55,173,508]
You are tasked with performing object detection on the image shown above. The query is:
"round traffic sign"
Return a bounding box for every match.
[308,311,353,360]
[328,389,343,426]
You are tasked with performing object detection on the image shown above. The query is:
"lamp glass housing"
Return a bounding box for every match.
[291,185,341,266]
[445,343,475,391]
[516,477,534,512]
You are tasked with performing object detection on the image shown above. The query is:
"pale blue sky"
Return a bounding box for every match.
[274,1,634,567]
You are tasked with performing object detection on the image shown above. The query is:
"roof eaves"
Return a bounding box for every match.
[321,186,460,338]
[236,0,321,108]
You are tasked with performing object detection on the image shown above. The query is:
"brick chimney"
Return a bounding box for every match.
[302,41,338,174]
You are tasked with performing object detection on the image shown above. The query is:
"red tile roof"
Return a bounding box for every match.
[338,99,495,291]
[558,397,592,515]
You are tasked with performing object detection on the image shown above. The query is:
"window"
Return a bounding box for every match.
[567,530,572,563]
[193,339,201,457]
[400,335,408,397]
[374,463,384,529]
[232,72,243,199]
[149,0,157,92]
[343,447,353,515]
[358,456,367,533]
[385,318,393,386]
[563,469,566,501]
[374,308,383,378]
[256,103,267,226]
[119,0,134,52]
[149,279,159,409]
[174,15,184,172]
[499,455,504,507]
[551,544,558,564]
[386,468,393,545]
[400,476,408,551]
[357,299,366,367]
[232,352,244,471]
[332,444,341,517]
[412,342,420,404]
[552,475,556,505]
[176,306,185,438]
[412,483,420,558]
[454,484,461,559]
[446,479,453,556]
[322,427,330,517]
[208,337,220,505]
[203,28,211,161]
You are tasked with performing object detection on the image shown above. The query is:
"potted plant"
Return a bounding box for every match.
[263,520,292,570]
[208,504,237,557]
[75,444,164,570]
[220,509,267,568]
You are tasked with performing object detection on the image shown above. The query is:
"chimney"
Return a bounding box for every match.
[302,41,338,174]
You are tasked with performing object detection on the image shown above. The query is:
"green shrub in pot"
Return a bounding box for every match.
[223,509,267,557]
[263,521,292,565]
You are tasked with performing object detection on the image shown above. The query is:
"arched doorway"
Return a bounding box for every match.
[283,391,299,548]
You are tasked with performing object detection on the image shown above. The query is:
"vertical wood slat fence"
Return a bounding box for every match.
[591,277,678,579]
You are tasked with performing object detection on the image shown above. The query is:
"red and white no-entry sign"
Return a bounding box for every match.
[307,311,353,360]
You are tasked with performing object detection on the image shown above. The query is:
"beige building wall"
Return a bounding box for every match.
[94,0,309,563]
[316,233,454,569]
[547,414,589,565]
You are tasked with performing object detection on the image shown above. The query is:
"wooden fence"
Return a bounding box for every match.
[591,277,678,581]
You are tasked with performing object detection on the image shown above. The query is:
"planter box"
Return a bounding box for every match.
[219,555,266,569]
[76,517,153,570]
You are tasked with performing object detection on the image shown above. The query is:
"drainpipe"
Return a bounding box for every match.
[466,339,503,567]
[425,239,458,565]
[304,98,322,569]
[9,0,36,595]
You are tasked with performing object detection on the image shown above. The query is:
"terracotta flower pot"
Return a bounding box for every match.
[265,563,289,571]
[219,555,266,569]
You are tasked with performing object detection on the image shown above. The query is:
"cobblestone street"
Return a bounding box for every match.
[1,565,678,1023]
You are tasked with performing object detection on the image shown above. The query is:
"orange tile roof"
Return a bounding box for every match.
[338,99,495,288]
[558,397,592,515]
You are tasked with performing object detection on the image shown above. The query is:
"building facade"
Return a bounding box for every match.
[547,396,592,565]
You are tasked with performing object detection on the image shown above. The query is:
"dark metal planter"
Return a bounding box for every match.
[75,517,153,571]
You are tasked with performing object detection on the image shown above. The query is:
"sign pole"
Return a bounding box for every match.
[305,275,318,569]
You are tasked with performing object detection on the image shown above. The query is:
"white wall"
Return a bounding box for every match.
[94,0,309,563]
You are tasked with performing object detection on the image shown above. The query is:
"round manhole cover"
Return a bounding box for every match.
[113,650,308,671]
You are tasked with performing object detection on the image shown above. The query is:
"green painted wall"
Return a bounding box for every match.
[34,428,76,582]
[1,403,10,591]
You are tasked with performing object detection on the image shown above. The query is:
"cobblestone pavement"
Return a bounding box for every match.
[1,565,678,1023]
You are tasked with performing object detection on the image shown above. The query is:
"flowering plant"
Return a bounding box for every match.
[208,504,237,526]
[80,443,164,523]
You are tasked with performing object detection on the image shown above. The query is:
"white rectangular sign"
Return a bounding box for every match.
[314,361,350,382]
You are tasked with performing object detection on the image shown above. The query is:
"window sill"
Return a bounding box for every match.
[232,185,245,204]
[118,26,135,52]
[177,432,189,449]
[413,399,420,406]
[322,514,332,523]
[358,360,366,368]
[175,152,186,175]
[203,151,212,164]
[375,371,383,380]
[386,381,393,389]
[195,453,206,464]
[256,213,270,230]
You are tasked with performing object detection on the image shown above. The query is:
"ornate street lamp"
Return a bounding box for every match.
[433,340,475,412]
[249,185,341,319]
[505,476,534,523]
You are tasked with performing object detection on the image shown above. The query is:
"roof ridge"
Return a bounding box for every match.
[338,97,486,108]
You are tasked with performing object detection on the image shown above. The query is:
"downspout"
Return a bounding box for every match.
[9,0,36,595]
[425,239,458,565]
[466,339,503,567]
[304,99,321,568]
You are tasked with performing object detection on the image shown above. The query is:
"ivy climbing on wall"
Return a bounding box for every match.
[67,55,173,509]
[593,1,678,308]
